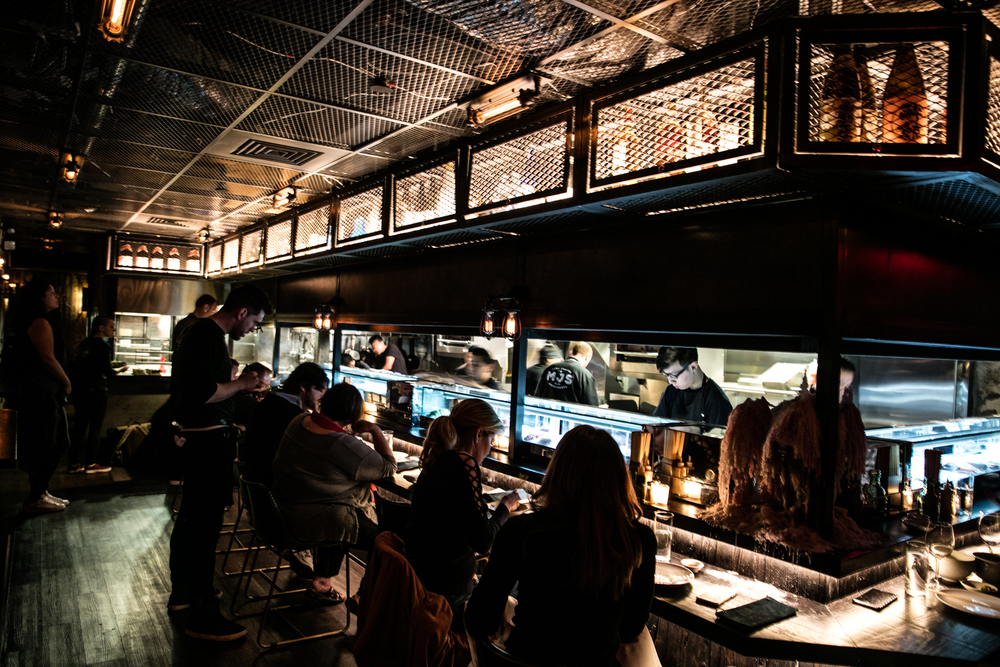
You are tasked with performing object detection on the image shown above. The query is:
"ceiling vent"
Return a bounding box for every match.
[231,139,323,168]
[141,218,191,228]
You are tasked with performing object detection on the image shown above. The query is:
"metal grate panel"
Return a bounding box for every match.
[207,243,223,275]
[223,237,241,270]
[238,95,405,149]
[540,30,684,89]
[469,121,570,211]
[367,125,461,160]
[636,0,790,52]
[240,229,263,265]
[84,139,196,174]
[594,57,756,183]
[338,187,384,242]
[112,237,204,273]
[266,218,293,259]
[395,162,457,230]
[806,42,948,145]
[890,178,1000,230]
[73,108,222,153]
[186,155,303,190]
[153,190,247,216]
[296,205,332,251]
[323,154,394,180]
[225,0,355,34]
[167,174,267,201]
[988,56,1000,156]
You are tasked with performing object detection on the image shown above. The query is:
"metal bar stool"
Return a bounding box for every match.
[218,460,257,574]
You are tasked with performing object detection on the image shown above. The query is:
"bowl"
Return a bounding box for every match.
[974,552,1000,586]
[938,551,975,581]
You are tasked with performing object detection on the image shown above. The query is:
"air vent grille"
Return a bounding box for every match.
[231,139,323,167]
[142,218,190,228]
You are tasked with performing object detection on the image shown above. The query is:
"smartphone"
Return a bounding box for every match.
[853,589,897,611]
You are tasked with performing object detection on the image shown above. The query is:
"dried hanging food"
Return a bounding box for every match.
[837,402,867,494]
[718,397,771,507]
[760,392,822,517]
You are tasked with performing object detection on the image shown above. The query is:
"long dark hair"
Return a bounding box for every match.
[533,425,643,601]
[12,278,55,334]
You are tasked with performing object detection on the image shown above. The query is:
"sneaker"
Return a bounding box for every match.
[44,492,68,506]
[169,588,222,612]
[66,464,83,473]
[185,599,246,642]
[84,464,113,474]
[24,499,66,514]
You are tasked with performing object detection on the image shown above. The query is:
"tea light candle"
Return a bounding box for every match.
[683,479,702,499]
[650,481,670,506]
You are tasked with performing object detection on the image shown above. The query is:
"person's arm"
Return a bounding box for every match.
[206,372,259,403]
[352,420,392,460]
[27,318,71,395]
[325,430,396,482]
[381,355,396,371]
[618,524,657,642]
[455,452,513,555]
[465,517,525,640]
[583,372,599,406]
[707,387,734,427]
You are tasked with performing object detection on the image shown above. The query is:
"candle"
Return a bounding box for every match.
[650,481,671,506]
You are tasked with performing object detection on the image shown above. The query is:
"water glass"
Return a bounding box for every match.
[979,512,1000,554]
[905,540,928,597]
[654,510,674,563]
[382,429,394,449]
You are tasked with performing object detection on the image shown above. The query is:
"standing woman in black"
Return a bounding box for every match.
[11,278,73,513]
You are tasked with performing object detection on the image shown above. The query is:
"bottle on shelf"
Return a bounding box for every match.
[135,245,149,268]
[150,246,164,270]
[167,247,181,270]
[655,110,687,167]
[819,45,862,142]
[882,44,929,144]
[611,107,639,176]
[186,248,201,273]
[856,50,878,143]
[118,243,133,268]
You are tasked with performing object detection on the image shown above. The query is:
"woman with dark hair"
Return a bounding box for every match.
[271,382,396,603]
[10,278,73,513]
[406,398,519,625]
[465,425,656,666]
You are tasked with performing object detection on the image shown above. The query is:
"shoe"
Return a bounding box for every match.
[84,464,113,474]
[185,599,246,642]
[44,492,69,506]
[306,585,345,606]
[24,499,66,514]
[169,588,222,611]
[66,464,83,473]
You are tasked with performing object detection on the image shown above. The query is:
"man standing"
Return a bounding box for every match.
[167,284,272,641]
[653,347,732,426]
[525,343,562,396]
[369,334,409,374]
[67,316,127,473]
[534,341,599,406]
[172,294,219,350]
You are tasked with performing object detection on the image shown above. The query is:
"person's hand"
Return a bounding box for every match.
[352,420,381,436]
[62,381,72,396]
[236,371,258,391]
[500,492,521,512]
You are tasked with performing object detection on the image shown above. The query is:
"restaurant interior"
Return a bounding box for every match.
[3,0,1000,665]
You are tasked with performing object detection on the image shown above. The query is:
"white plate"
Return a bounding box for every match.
[654,559,694,587]
[960,576,999,594]
[937,589,1000,618]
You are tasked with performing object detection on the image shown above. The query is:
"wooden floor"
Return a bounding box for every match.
[0,465,362,667]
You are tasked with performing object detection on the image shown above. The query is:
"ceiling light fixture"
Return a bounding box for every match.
[313,303,335,331]
[49,212,63,229]
[98,0,138,42]
[478,286,528,341]
[369,74,397,93]
[467,74,545,128]
[197,228,210,243]
[61,153,83,183]
[272,186,298,209]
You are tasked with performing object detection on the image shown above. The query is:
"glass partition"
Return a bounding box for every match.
[276,325,319,377]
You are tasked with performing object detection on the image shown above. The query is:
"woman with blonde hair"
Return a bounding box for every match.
[406,398,520,625]
[465,425,656,666]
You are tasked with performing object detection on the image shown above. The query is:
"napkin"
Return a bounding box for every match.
[715,597,797,631]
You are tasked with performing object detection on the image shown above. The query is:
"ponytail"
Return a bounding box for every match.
[421,415,459,469]
[420,398,504,470]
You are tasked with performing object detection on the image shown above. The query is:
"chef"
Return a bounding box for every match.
[653,346,732,425]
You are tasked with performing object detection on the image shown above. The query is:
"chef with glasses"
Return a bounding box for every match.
[652,346,732,426]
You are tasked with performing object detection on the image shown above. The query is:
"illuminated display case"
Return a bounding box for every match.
[114,313,174,376]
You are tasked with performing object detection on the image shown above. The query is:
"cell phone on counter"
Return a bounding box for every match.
[853,589,897,611]
[696,589,738,608]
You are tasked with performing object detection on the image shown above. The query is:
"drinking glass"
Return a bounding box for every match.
[926,521,955,590]
[654,511,674,563]
[979,512,1000,554]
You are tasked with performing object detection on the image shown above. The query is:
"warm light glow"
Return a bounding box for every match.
[480,307,496,339]
[683,479,702,499]
[1,274,8,281]
[62,157,80,182]
[501,310,521,341]
[650,481,671,506]
[322,315,332,329]
[48,213,63,229]
[108,0,127,32]
[98,0,135,41]
[474,98,522,125]
[314,314,324,329]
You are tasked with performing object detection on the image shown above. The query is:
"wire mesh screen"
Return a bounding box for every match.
[208,243,223,275]
[395,162,457,230]
[806,42,948,145]
[469,121,569,211]
[296,205,332,252]
[266,219,293,260]
[338,187,384,242]
[223,238,240,271]
[240,229,263,266]
[594,57,756,183]
[987,56,1000,155]
[115,239,135,268]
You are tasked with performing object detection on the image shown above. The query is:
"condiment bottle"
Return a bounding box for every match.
[883,44,928,144]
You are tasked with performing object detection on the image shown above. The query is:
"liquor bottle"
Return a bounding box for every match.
[135,244,149,269]
[150,246,164,270]
[920,479,941,521]
[167,247,181,270]
[655,110,686,167]
[118,243,133,268]
[186,248,201,273]
[611,107,639,176]
[870,469,888,515]
[940,481,956,521]
[856,51,877,143]
[882,44,928,144]
[819,45,862,142]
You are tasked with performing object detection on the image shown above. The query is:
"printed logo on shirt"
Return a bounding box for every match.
[544,367,574,388]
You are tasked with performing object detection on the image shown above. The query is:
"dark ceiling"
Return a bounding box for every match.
[0,0,964,256]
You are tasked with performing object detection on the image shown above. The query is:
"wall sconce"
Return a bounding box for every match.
[61,153,83,182]
[273,186,298,209]
[478,286,528,341]
[467,74,545,128]
[313,303,334,330]
[480,302,497,339]
[197,228,210,243]
[98,0,137,42]
[48,212,63,229]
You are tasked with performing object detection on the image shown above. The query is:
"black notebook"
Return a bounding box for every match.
[715,597,797,631]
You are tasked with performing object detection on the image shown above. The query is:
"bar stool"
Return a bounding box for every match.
[233,476,359,649]
[218,460,259,575]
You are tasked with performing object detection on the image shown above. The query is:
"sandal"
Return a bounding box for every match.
[306,586,345,606]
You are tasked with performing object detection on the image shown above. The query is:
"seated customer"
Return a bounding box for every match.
[465,425,656,667]
[241,362,328,487]
[406,399,519,624]
[272,383,396,604]
[232,362,272,429]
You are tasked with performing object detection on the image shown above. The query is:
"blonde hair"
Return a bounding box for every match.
[421,398,503,469]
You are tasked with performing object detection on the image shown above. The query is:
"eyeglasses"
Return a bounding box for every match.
[662,363,690,381]
[253,324,263,333]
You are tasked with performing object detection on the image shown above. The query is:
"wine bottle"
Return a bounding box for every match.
[819,45,862,142]
[150,246,164,270]
[655,115,686,166]
[186,248,201,273]
[167,247,180,270]
[135,245,149,269]
[856,51,877,143]
[611,107,639,176]
[118,243,133,268]
[883,44,928,144]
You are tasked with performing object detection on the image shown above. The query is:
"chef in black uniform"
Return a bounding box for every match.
[534,341,599,406]
[467,346,503,391]
[369,335,409,374]
[525,343,562,396]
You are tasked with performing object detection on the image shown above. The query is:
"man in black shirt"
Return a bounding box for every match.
[652,346,732,425]
[68,316,127,473]
[467,346,503,391]
[534,341,599,406]
[172,294,218,351]
[167,283,271,642]
[369,334,409,374]
[525,343,562,396]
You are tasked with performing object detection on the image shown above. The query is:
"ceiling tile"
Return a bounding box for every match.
[237,95,405,148]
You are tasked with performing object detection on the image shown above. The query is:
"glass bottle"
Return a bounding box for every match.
[186,248,201,273]
[882,44,928,144]
[921,479,941,521]
[869,469,888,515]
[167,247,181,270]
[611,107,639,176]
[856,51,877,143]
[940,481,956,521]
[655,109,686,167]
[118,243,133,268]
[819,45,862,142]
[150,246,164,270]
[901,477,913,512]
[135,244,149,269]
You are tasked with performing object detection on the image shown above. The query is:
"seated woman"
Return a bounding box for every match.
[406,399,519,624]
[271,382,396,603]
[465,425,656,667]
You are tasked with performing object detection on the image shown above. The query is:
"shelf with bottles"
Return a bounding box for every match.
[867,418,1000,487]
[111,234,205,276]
